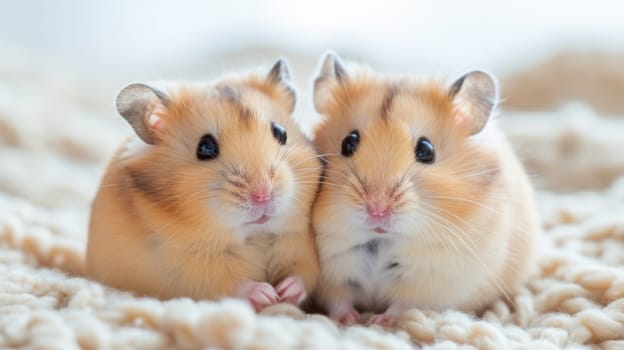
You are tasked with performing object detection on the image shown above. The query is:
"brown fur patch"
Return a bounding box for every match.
[420,83,456,121]
[126,167,177,211]
[216,85,241,103]
[215,84,255,122]
[380,84,398,120]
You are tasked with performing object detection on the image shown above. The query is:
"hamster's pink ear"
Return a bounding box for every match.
[313,51,348,114]
[116,83,169,144]
[267,58,297,113]
[448,70,497,135]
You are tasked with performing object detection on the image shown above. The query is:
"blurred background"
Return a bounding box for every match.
[3,0,624,110]
[1,0,623,210]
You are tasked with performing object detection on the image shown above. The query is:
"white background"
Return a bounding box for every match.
[1,0,623,77]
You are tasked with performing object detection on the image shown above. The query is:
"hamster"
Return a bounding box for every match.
[311,52,540,326]
[86,59,322,311]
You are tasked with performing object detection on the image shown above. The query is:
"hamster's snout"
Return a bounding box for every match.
[366,202,391,218]
[363,188,397,234]
[366,202,392,234]
[232,163,294,227]
[250,187,272,205]
[365,202,392,234]
[244,175,279,225]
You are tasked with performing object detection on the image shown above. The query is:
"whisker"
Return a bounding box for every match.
[418,204,516,307]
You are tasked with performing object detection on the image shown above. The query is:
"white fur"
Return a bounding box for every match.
[119,136,151,160]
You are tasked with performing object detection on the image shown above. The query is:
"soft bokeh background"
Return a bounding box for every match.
[3,0,624,106]
[1,0,623,209]
[3,0,624,76]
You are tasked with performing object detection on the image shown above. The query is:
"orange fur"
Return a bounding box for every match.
[87,67,321,304]
[311,55,540,321]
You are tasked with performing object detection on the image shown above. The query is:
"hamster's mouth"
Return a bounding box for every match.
[247,215,270,225]
[373,227,388,234]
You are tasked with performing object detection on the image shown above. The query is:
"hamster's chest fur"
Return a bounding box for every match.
[330,238,400,311]
[326,235,489,311]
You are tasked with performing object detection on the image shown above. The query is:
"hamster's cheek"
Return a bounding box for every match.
[319,198,367,236]
[205,192,246,228]
[390,212,428,239]
[271,164,296,216]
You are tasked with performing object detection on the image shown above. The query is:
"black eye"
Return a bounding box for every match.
[415,137,435,164]
[341,130,360,157]
[197,134,219,160]
[271,122,287,145]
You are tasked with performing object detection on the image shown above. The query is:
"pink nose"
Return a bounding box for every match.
[366,203,391,219]
[251,188,272,204]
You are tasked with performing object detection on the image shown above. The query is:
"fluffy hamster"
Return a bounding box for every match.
[86,59,321,311]
[311,53,540,326]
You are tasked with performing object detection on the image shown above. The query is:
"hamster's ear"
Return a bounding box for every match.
[448,70,497,135]
[267,58,296,113]
[116,83,170,144]
[313,51,348,114]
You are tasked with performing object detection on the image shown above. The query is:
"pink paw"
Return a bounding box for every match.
[275,275,307,305]
[330,305,360,325]
[236,281,279,312]
[367,313,397,327]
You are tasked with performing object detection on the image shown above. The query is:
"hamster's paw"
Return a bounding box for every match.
[366,303,404,327]
[366,313,397,327]
[275,275,307,305]
[237,281,279,312]
[330,302,360,325]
